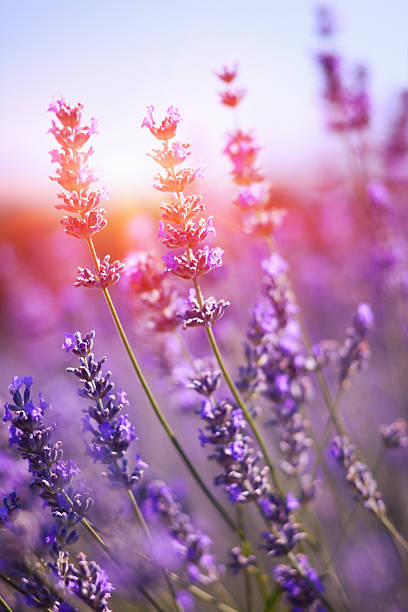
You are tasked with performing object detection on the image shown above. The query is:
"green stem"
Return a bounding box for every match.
[192,276,283,496]
[86,237,237,533]
[0,595,13,612]
[127,489,182,612]
[236,506,253,612]
[170,576,239,612]
[127,488,151,539]
[381,516,408,554]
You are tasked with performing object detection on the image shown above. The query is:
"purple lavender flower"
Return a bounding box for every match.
[199,399,270,503]
[338,303,374,387]
[260,493,305,557]
[238,254,315,498]
[0,492,21,527]
[228,546,256,574]
[180,289,230,329]
[65,553,113,612]
[331,436,385,517]
[380,419,408,448]
[65,330,146,489]
[141,480,221,585]
[274,553,326,611]
[3,375,114,611]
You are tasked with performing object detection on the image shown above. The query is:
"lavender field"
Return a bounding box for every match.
[1,3,408,611]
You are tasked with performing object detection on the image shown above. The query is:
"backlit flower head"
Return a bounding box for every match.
[141,105,181,140]
[48,98,108,239]
[215,64,238,83]
[219,89,246,108]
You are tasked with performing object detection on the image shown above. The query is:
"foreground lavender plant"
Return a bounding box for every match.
[3,376,114,611]
[64,330,146,491]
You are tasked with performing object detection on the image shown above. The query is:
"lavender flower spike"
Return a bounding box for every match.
[64,330,147,490]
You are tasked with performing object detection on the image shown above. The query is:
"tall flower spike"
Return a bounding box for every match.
[141,479,221,585]
[49,98,124,290]
[216,74,287,237]
[238,254,315,500]
[48,97,107,238]
[142,105,225,283]
[64,330,147,490]
[331,435,385,517]
[315,8,370,132]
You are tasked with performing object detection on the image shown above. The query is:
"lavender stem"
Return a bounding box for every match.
[86,236,237,533]
[0,595,13,612]
[192,275,284,496]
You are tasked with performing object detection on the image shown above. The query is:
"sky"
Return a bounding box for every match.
[1,0,408,208]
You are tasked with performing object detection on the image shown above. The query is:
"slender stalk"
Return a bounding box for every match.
[381,516,408,554]
[127,489,182,612]
[127,488,151,539]
[192,275,283,496]
[86,236,237,533]
[170,576,239,612]
[236,506,253,612]
[0,595,13,612]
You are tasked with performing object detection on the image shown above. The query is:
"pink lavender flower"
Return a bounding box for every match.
[163,246,224,280]
[148,142,191,168]
[217,80,287,236]
[219,89,246,108]
[75,255,125,289]
[48,98,108,238]
[141,105,181,140]
[153,165,205,193]
[143,106,224,283]
[215,64,238,83]
[180,289,230,329]
[123,250,182,332]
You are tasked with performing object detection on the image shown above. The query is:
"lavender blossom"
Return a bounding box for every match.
[65,553,113,612]
[64,330,147,490]
[123,250,183,332]
[274,553,326,611]
[180,289,230,329]
[238,254,315,498]
[338,303,374,387]
[199,399,269,503]
[380,419,408,448]
[0,492,21,527]
[260,493,305,557]
[3,375,113,611]
[141,480,221,585]
[331,436,385,517]
[228,547,256,574]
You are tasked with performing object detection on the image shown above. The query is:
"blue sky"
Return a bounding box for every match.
[1,0,407,206]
